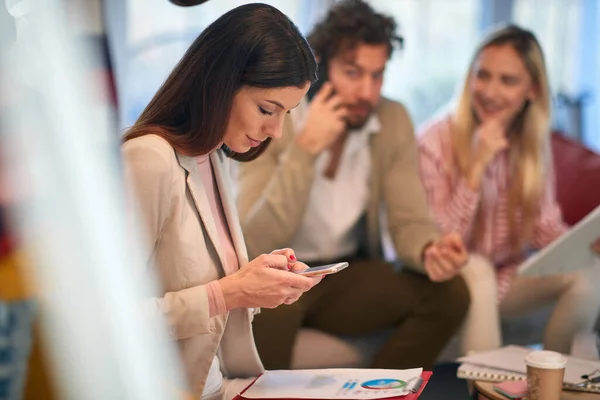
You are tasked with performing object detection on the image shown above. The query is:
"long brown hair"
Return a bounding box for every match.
[123,3,318,162]
[452,25,551,251]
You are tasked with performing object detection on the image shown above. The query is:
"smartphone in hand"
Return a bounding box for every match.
[296,262,349,277]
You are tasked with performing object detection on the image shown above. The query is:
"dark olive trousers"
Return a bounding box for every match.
[252,258,470,370]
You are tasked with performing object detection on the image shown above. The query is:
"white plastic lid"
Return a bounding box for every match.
[525,350,567,369]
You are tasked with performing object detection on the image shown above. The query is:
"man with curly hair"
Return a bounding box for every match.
[237,0,470,370]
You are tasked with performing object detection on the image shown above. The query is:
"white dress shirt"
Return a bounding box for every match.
[289,100,380,262]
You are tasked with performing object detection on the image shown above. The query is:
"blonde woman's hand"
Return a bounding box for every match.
[219,253,322,309]
[467,119,508,190]
[473,119,509,168]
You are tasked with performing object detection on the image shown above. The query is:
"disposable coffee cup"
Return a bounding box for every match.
[525,350,567,400]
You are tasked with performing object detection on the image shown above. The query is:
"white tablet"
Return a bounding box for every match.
[518,204,600,277]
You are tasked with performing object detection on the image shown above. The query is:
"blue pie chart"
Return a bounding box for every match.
[361,379,407,390]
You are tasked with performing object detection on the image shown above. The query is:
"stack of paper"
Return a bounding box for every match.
[456,345,600,393]
[236,368,430,399]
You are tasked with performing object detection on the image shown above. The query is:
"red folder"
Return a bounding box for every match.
[234,371,432,400]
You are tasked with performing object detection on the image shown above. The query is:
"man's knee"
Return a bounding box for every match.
[431,274,470,321]
[252,302,306,369]
[253,301,304,330]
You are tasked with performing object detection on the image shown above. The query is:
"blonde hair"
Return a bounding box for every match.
[451,25,551,252]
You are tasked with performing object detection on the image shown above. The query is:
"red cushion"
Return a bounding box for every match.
[551,132,600,226]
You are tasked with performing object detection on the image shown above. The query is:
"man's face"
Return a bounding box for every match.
[327,42,388,129]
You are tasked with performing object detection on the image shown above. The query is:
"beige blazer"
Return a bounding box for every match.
[237,98,440,272]
[122,135,263,397]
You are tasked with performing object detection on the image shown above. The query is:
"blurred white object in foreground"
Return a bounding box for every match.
[0,0,185,399]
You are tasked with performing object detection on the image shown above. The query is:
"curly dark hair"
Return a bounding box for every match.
[307,0,403,62]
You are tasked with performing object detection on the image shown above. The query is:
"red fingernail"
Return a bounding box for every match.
[289,255,296,261]
[287,264,291,270]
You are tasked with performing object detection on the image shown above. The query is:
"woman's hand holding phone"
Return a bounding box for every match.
[218,249,323,309]
[295,82,349,155]
[268,247,350,279]
[218,253,321,310]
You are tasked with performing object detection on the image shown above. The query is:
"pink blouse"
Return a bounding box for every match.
[196,155,240,317]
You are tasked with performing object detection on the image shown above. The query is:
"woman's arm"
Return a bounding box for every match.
[123,137,215,340]
[530,166,569,249]
[418,128,481,242]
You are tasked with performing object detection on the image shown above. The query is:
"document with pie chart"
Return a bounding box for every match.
[241,368,424,399]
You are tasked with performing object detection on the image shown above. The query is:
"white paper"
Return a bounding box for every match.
[518,204,600,277]
[458,345,600,385]
[241,368,423,399]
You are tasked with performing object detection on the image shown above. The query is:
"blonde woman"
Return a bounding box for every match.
[418,25,600,357]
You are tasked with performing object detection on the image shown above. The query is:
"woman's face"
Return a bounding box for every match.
[223,83,310,153]
[470,44,537,128]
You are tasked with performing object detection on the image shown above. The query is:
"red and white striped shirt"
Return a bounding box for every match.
[417,115,568,301]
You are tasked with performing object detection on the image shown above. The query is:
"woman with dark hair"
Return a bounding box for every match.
[122,4,320,398]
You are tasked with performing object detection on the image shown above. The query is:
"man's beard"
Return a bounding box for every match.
[345,100,374,130]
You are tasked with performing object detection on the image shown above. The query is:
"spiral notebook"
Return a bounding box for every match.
[457,345,600,394]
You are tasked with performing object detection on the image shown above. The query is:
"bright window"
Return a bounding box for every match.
[512,0,583,95]
[512,0,585,139]
[366,0,480,126]
[113,0,309,127]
